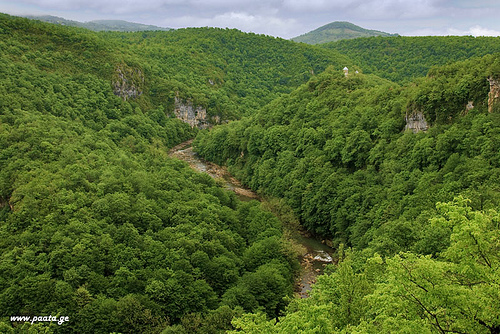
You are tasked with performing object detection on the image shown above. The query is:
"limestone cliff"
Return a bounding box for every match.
[405,110,428,133]
[112,64,144,100]
[488,77,500,113]
[174,96,210,129]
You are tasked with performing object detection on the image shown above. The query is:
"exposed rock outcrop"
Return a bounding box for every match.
[466,101,474,112]
[405,110,428,133]
[112,64,144,100]
[488,77,500,113]
[174,96,210,129]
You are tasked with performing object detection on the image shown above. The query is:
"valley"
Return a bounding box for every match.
[1,12,500,333]
[169,140,335,298]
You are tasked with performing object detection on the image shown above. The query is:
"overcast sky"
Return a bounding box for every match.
[1,0,500,39]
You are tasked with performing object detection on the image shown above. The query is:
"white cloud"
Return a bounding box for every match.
[282,0,441,18]
[357,0,440,19]
[446,25,500,36]
[469,25,500,36]
[404,25,500,37]
[2,0,500,38]
[283,0,355,12]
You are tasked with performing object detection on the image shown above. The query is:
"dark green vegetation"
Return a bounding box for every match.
[99,28,351,121]
[2,10,500,334]
[291,21,397,45]
[195,52,500,332]
[195,53,500,256]
[0,13,319,333]
[24,15,172,32]
[324,35,500,83]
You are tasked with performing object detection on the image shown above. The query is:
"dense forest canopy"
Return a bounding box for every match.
[0,13,312,333]
[1,11,500,333]
[195,54,500,252]
[194,54,500,332]
[323,35,500,83]
[96,27,352,121]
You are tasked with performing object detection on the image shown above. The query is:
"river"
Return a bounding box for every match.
[169,140,334,297]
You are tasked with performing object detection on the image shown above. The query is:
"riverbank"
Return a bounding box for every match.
[169,140,335,297]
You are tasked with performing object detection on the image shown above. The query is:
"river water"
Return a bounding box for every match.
[169,140,334,297]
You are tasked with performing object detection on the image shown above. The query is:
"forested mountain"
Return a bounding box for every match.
[24,15,172,32]
[291,21,397,45]
[97,28,352,122]
[195,55,500,332]
[2,10,500,334]
[0,13,324,333]
[195,53,500,253]
[15,13,354,124]
[323,35,500,83]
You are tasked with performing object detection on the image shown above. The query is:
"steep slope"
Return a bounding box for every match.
[224,56,500,334]
[323,35,500,83]
[20,13,354,126]
[292,21,397,44]
[195,54,500,252]
[0,13,300,333]
[98,27,354,124]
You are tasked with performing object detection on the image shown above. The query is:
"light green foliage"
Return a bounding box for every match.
[98,25,352,120]
[231,200,500,333]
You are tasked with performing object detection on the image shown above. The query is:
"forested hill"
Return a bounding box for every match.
[195,54,500,252]
[0,13,328,333]
[3,10,500,333]
[195,55,500,332]
[292,21,397,44]
[7,13,354,123]
[97,27,352,121]
[323,35,500,83]
[24,15,172,32]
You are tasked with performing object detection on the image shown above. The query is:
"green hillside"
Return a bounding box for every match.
[97,28,353,121]
[323,35,500,83]
[195,52,500,250]
[291,21,397,44]
[0,13,324,333]
[21,14,354,123]
[24,15,172,31]
[195,54,500,333]
[3,10,500,334]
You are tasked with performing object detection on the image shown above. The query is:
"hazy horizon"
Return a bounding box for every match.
[1,0,500,39]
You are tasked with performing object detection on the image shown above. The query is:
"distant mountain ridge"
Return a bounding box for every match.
[292,21,398,44]
[24,15,171,32]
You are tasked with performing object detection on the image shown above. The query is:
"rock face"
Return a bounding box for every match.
[174,96,210,129]
[405,110,428,133]
[488,77,500,113]
[112,64,144,100]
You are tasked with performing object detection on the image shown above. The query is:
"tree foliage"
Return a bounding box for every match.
[231,199,500,333]
[0,13,300,333]
[324,35,500,83]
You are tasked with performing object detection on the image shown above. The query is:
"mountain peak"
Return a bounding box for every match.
[292,21,398,44]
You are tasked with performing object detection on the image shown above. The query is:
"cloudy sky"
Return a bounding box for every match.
[1,0,500,39]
